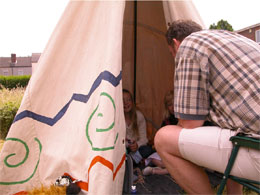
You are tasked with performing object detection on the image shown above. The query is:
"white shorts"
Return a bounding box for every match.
[178,126,260,181]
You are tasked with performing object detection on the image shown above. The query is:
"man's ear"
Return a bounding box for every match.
[173,39,181,48]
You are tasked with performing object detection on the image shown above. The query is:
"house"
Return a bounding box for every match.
[0,53,41,76]
[236,23,260,43]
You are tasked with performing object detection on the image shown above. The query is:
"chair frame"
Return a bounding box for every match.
[217,134,260,194]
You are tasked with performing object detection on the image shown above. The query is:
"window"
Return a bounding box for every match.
[256,30,260,43]
[18,70,24,75]
[3,70,8,76]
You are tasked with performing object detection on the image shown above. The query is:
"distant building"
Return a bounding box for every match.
[0,53,41,76]
[236,23,260,43]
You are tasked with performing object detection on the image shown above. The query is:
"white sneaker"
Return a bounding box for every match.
[142,166,153,176]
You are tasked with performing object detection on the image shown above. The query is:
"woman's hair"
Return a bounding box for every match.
[123,89,139,138]
[163,90,174,120]
[166,20,202,45]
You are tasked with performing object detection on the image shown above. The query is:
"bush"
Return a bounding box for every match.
[0,75,30,89]
[0,87,24,139]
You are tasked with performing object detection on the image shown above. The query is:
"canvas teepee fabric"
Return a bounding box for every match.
[0,1,126,194]
[122,0,204,134]
[0,0,204,194]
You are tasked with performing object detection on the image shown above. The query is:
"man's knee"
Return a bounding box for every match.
[154,125,181,152]
[154,126,166,150]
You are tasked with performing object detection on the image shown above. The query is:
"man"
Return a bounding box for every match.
[154,20,260,194]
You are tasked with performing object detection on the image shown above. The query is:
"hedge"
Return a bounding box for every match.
[0,102,19,139]
[0,75,30,89]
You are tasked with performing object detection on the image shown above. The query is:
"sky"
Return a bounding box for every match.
[0,0,259,57]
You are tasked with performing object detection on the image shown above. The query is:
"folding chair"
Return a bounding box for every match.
[217,133,260,194]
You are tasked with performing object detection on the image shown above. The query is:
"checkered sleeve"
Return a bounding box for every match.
[174,55,209,120]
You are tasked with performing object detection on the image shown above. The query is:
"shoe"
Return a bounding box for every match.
[143,166,165,175]
[142,166,153,176]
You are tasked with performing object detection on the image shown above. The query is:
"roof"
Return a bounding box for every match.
[0,57,10,67]
[236,23,260,33]
[0,54,41,68]
[16,57,32,67]
[31,53,41,63]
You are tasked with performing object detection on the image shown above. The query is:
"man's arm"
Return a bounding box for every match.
[177,119,204,129]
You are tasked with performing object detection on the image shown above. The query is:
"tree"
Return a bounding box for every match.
[209,19,234,31]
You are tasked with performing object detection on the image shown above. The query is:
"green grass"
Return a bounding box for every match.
[0,86,25,107]
[0,87,25,139]
[0,139,4,152]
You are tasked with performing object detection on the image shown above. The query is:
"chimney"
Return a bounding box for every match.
[11,53,17,63]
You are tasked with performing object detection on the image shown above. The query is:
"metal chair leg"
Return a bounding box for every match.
[217,144,240,195]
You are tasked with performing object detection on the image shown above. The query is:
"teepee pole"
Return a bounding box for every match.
[133,0,137,103]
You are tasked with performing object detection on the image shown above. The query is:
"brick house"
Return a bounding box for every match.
[236,23,260,43]
[0,53,41,76]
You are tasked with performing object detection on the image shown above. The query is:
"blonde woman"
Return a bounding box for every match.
[123,89,153,165]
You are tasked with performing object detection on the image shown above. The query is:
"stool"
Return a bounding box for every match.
[217,134,260,194]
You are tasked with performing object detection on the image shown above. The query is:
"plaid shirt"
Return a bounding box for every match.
[174,30,260,135]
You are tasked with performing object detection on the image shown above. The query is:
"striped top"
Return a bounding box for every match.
[174,30,260,135]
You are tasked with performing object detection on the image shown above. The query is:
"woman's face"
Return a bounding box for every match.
[123,92,133,113]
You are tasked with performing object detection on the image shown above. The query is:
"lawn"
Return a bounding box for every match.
[0,139,3,152]
[0,87,25,139]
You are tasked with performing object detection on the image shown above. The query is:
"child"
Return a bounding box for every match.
[123,89,153,165]
[143,90,177,175]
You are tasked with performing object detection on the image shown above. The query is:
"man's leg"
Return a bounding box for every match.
[227,179,243,195]
[154,125,213,194]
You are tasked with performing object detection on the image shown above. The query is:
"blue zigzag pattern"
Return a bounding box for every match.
[13,70,122,126]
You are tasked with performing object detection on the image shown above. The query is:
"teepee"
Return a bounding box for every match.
[0,1,204,194]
